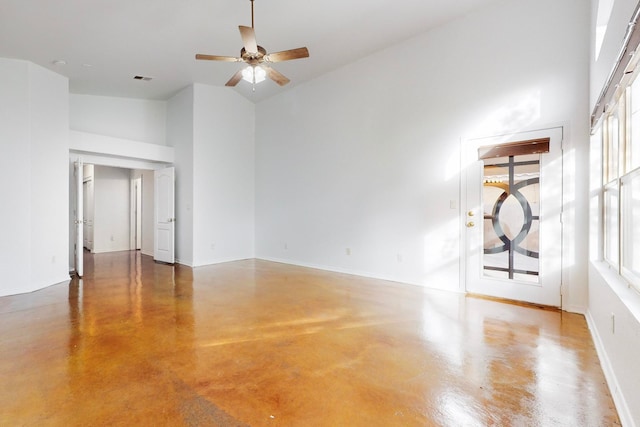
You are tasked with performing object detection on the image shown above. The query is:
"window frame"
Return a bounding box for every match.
[600,74,640,293]
[603,180,620,269]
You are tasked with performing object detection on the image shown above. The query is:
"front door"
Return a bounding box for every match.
[463,127,563,307]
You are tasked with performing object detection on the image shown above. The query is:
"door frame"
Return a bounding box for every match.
[74,159,83,277]
[460,126,564,307]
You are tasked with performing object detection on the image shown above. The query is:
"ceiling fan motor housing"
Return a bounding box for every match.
[241,46,267,65]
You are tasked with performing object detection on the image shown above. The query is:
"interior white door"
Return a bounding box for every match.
[74,160,84,277]
[463,127,563,307]
[130,177,142,250]
[135,178,142,250]
[154,167,175,264]
[86,178,94,251]
[83,181,89,248]
[82,178,94,251]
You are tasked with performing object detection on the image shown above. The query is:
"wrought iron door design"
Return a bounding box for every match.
[482,154,540,283]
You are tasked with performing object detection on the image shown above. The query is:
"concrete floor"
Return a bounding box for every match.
[0,251,620,426]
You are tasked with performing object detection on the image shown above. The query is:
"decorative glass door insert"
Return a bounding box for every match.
[482,154,540,283]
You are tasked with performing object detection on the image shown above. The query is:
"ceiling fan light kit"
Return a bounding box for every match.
[195,0,309,88]
[242,66,266,84]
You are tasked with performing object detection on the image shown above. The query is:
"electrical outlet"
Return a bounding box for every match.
[397,253,403,263]
[346,248,351,256]
[611,313,616,334]
[284,243,288,250]
[210,243,215,250]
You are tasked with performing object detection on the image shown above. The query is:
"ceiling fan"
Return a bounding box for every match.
[195,0,309,87]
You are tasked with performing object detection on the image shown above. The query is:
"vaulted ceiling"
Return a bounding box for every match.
[0,0,500,102]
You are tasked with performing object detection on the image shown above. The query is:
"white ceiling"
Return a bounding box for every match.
[0,0,499,103]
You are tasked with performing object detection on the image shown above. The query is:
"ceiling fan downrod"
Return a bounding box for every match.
[251,0,255,29]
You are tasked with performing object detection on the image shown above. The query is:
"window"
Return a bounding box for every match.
[630,79,640,170]
[600,75,640,292]
[482,154,541,283]
[606,104,621,182]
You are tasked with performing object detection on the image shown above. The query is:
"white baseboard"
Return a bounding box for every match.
[175,258,193,267]
[255,256,465,294]
[561,304,587,315]
[192,257,253,268]
[257,255,408,283]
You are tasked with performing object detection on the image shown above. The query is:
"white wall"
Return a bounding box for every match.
[92,166,131,253]
[70,130,174,164]
[167,86,195,265]
[0,58,69,296]
[0,59,31,294]
[588,0,640,425]
[29,63,70,289]
[192,84,255,266]
[166,84,255,266]
[70,94,167,145]
[255,0,589,305]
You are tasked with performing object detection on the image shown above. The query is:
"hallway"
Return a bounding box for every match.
[0,251,619,426]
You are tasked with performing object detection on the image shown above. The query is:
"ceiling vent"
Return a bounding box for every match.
[133,75,153,81]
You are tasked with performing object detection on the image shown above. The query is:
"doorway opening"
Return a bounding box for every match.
[79,164,154,256]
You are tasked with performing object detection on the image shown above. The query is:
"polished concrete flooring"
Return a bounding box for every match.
[0,251,620,426]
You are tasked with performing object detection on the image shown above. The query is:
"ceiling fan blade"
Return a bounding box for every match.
[225,69,244,87]
[196,54,241,62]
[265,47,309,63]
[239,25,258,53]
[263,65,290,86]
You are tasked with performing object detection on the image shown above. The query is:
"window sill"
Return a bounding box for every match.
[591,260,640,324]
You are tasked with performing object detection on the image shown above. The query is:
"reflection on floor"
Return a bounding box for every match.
[0,251,620,426]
